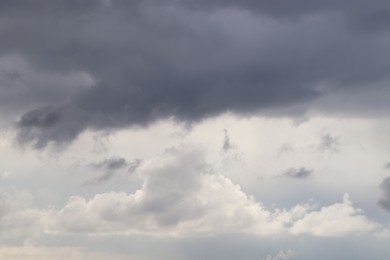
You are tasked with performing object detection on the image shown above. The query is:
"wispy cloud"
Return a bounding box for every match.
[282,167,313,179]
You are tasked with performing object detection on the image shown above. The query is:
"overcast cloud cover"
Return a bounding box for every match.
[1,0,390,259]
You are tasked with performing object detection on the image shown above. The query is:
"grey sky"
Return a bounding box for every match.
[1,1,390,259]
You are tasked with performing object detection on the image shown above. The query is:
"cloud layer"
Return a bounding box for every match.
[1,2,390,259]
[0,0,388,147]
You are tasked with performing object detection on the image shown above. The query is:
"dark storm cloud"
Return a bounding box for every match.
[0,54,92,127]
[15,105,90,148]
[378,176,390,212]
[282,167,313,179]
[0,0,389,147]
[177,0,390,27]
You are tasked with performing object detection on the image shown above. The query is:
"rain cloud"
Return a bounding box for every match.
[0,0,387,147]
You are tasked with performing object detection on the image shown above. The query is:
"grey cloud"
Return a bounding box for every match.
[56,147,210,232]
[221,129,244,164]
[176,0,332,19]
[0,55,92,125]
[15,105,90,149]
[384,162,390,169]
[222,129,234,152]
[85,172,115,185]
[86,158,142,185]
[317,133,339,152]
[177,0,390,28]
[0,1,390,147]
[282,167,312,179]
[92,157,129,171]
[21,147,378,237]
[84,157,135,185]
[54,146,285,235]
[127,159,142,173]
[378,176,390,211]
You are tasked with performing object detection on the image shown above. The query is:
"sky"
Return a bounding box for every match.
[1,0,390,259]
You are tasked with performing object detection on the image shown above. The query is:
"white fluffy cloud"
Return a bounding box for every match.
[7,145,374,239]
[0,144,383,242]
[290,194,378,237]
[50,146,284,236]
[0,190,51,244]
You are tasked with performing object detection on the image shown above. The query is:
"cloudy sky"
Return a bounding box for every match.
[1,0,390,259]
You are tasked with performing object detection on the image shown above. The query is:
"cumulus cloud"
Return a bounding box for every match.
[290,194,378,237]
[0,190,51,244]
[14,146,375,238]
[0,146,381,240]
[52,146,284,235]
